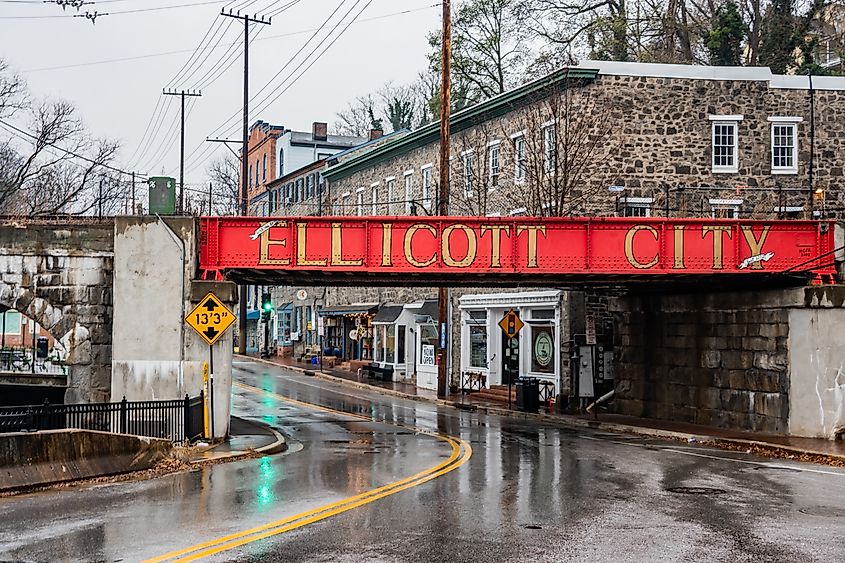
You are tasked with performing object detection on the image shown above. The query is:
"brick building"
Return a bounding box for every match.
[261,61,845,432]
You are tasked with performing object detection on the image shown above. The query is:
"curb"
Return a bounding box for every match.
[240,355,845,464]
[190,416,286,463]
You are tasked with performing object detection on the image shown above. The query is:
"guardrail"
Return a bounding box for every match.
[0,394,205,443]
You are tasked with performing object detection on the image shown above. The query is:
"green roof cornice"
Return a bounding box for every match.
[323,67,599,181]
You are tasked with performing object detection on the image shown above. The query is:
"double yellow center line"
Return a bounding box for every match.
[147,381,472,562]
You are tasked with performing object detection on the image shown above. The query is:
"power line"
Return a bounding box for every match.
[0,117,137,176]
[129,95,175,169]
[0,0,229,18]
[182,0,355,172]
[19,4,439,73]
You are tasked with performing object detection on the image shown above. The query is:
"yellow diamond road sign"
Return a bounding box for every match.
[186,292,236,346]
[498,309,524,339]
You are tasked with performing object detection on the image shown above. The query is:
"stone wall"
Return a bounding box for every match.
[613,291,792,433]
[325,69,845,219]
[0,219,114,404]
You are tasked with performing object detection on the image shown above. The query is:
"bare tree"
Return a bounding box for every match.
[0,97,121,216]
[206,155,239,215]
[332,94,380,136]
[502,81,616,216]
[380,82,417,132]
[0,60,25,119]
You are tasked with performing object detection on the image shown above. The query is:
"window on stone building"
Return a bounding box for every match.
[386,177,395,214]
[421,164,433,211]
[341,191,351,215]
[709,198,743,218]
[317,173,325,195]
[371,183,380,215]
[709,115,742,173]
[513,134,526,183]
[404,171,414,214]
[306,175,315,199]
[488,141,500,189]
[621,197,652,217]
[510,207,527,216]
[462,151,474,197]
[356,188,365,216]
[769,117,801,174]
[774,205,804,219]
[543,124,556,174]
[297,179,304,202]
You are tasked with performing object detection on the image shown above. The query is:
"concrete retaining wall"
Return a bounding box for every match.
[0,429,171,492]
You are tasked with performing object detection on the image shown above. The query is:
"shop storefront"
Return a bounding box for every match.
[319,304,378,361]
[372,305,410,382]
[459,290,563,397]
[405,300,439,390]
[275,303,293,357]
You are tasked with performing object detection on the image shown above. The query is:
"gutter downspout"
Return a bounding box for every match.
[157,215,186,393]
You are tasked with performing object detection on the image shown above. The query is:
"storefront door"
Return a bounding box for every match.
[501,333,520,385]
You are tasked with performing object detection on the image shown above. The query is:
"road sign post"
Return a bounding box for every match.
[498,309,524,410]
[186,293,236,441]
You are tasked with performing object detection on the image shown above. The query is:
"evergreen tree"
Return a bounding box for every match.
[758,0,799,74]
[707,1,749,65]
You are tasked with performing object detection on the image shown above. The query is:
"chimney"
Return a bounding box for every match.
[312,122,328,141]
[369,128,384,141]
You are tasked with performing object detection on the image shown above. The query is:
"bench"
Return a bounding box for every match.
[361,364,394,382]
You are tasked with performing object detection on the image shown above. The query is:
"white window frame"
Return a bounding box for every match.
[385,177,396,215]
[356,187,365,216]
[709,198,743,219]
[421,164,433,211]
[542,124,556,174]
[708,114,743,174]
[487,141,501,190]
[769,116,802,175]
[512,133,526,184]
[509,207,527,216]
[371,182,380,215]
[341,191,351,216]
[461,150,474,197]
[621,196,653,218]
[404,170,414,215]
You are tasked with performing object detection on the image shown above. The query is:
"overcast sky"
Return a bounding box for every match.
[0,0,440,187]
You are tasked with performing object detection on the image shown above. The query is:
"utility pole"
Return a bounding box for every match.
[221,8,271,355]
[208,181,213,215]
[163,89,202,214]
[98,176,103,218]
[131,171,136,215]
[437,0,452,399]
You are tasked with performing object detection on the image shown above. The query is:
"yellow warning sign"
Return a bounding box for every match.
[185,292,236,346]
[498,309,524,339]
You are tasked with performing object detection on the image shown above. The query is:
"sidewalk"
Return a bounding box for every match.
[190,416,286,463]
[248,354,845,464]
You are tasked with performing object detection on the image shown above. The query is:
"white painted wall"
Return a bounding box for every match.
[111,217,234,439]
[788,308,845,439]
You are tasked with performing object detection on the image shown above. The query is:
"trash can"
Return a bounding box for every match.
[515,377,539,413]
[36,337,49,360]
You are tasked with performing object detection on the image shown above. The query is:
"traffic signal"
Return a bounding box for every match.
[261,293,272,321]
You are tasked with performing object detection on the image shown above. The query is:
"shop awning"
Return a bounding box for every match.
[373,305,403,323]
[246,309,260,321]
[318,303,378,316]
[405,299,438,323]
[276,302,292,313]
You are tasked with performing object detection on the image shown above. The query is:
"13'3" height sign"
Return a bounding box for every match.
[185,292,236,345]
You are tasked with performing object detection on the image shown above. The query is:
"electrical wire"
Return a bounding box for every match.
[0,118,135,176]
[0,0,230,18]
[129,95,175,169]
[181,0,354,173]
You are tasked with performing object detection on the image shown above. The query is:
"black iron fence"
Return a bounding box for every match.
[0,393,206,442]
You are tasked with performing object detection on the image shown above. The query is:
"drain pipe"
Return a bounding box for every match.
[157,215,186,393]
[585,389,615,413]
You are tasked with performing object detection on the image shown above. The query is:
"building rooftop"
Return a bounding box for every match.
[288,131,366,147]
[578,59,845,90]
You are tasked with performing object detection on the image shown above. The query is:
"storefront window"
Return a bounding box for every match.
[469,326,487,368]
[374,325,384,362]
[420,325,438,366]
[531,309,555,320]
[397,325,406,363]
[386,325,396,363]
[531,325,554,373]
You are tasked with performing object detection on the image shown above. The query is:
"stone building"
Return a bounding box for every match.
[260,60,845,434]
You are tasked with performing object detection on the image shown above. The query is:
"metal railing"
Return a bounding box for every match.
[0,393,206,443]
[0,347,67,376]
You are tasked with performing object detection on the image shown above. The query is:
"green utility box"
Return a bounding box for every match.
[148,176,176,215]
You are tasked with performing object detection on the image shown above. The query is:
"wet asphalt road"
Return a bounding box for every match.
[1,358,845,562]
